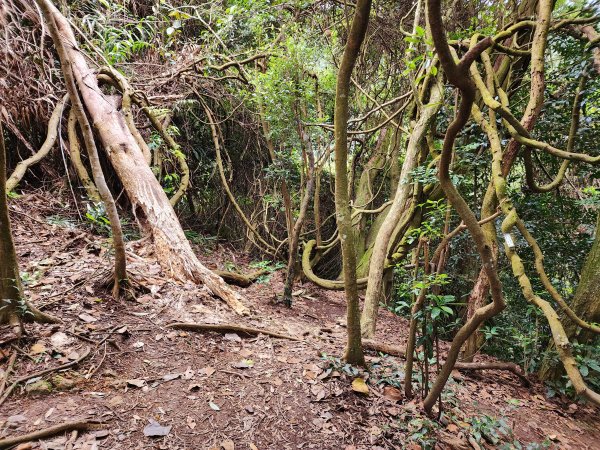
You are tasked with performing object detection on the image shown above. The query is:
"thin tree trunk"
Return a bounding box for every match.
[0,120,59,331]
[282,129,315,306]
[333,0,372,366]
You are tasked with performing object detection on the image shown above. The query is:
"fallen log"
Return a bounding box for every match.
[213,269,268,287]
[167,322,301,341]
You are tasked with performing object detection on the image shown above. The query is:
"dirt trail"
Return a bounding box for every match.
[1,193,599,449]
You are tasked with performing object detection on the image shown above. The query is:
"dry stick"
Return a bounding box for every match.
[0,347,91,407]
[0,351,17,397]
[0,420,105,450]
[167,323,302,341]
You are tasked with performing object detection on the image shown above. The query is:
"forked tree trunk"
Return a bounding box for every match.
[37,0,127,298]
[39,0,248,315]
[282,130,315,307]
[360,82,442,338]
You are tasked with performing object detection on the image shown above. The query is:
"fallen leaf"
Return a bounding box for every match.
[95,430,109,439]
[186,416,196,430]
[182,368,195,380]
[447,423,459,433]
[127,379,146,388]
[232,359,254,369]
[109,396,124,407]
[209,401,221,411]
[30,343,47,355]
[143,419,171,437]
[383,386,402,402]
[162,373,180,382]
[221,439,235,450]
[78,313,97,323]
[311,385,326,401]
[351,378,369,395]
[199,367,216,377]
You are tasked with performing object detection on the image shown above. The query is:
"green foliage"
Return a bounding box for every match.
[85,202,111,234]
[46,215,76,229]
[249,259,284,283]
[81,1,157,64]
[184,230,217,246]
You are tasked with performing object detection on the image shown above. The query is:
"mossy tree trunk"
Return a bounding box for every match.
[539,212,600,380]
[333,0,372,366]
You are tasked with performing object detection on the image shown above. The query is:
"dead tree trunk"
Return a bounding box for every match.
[38,0,248,315]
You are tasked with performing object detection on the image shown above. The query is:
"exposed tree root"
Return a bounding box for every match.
[213,269,269,287]
[167,322,302,341]
[0,346,91,407]
[0,420,105,450]
[362,340,529,385]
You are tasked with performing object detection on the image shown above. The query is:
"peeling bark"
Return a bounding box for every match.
[38,0,249,315]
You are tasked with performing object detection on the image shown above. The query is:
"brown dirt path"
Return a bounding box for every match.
[1,193,599,449]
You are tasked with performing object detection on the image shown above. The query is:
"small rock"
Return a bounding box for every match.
[25,380,52,395]
[50,332,74,351]
[52,375,76,390]
[143,419,171,437]
[7,415,27,428]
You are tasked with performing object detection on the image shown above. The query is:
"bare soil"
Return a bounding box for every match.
[1,192,599,449]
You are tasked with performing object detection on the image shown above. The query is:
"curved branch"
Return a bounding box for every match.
[302,239,368,290]
[67,109,101,202]
[199,99,277,255]
[6,95,68,193]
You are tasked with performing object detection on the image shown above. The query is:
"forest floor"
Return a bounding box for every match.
[1,192,599,450]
